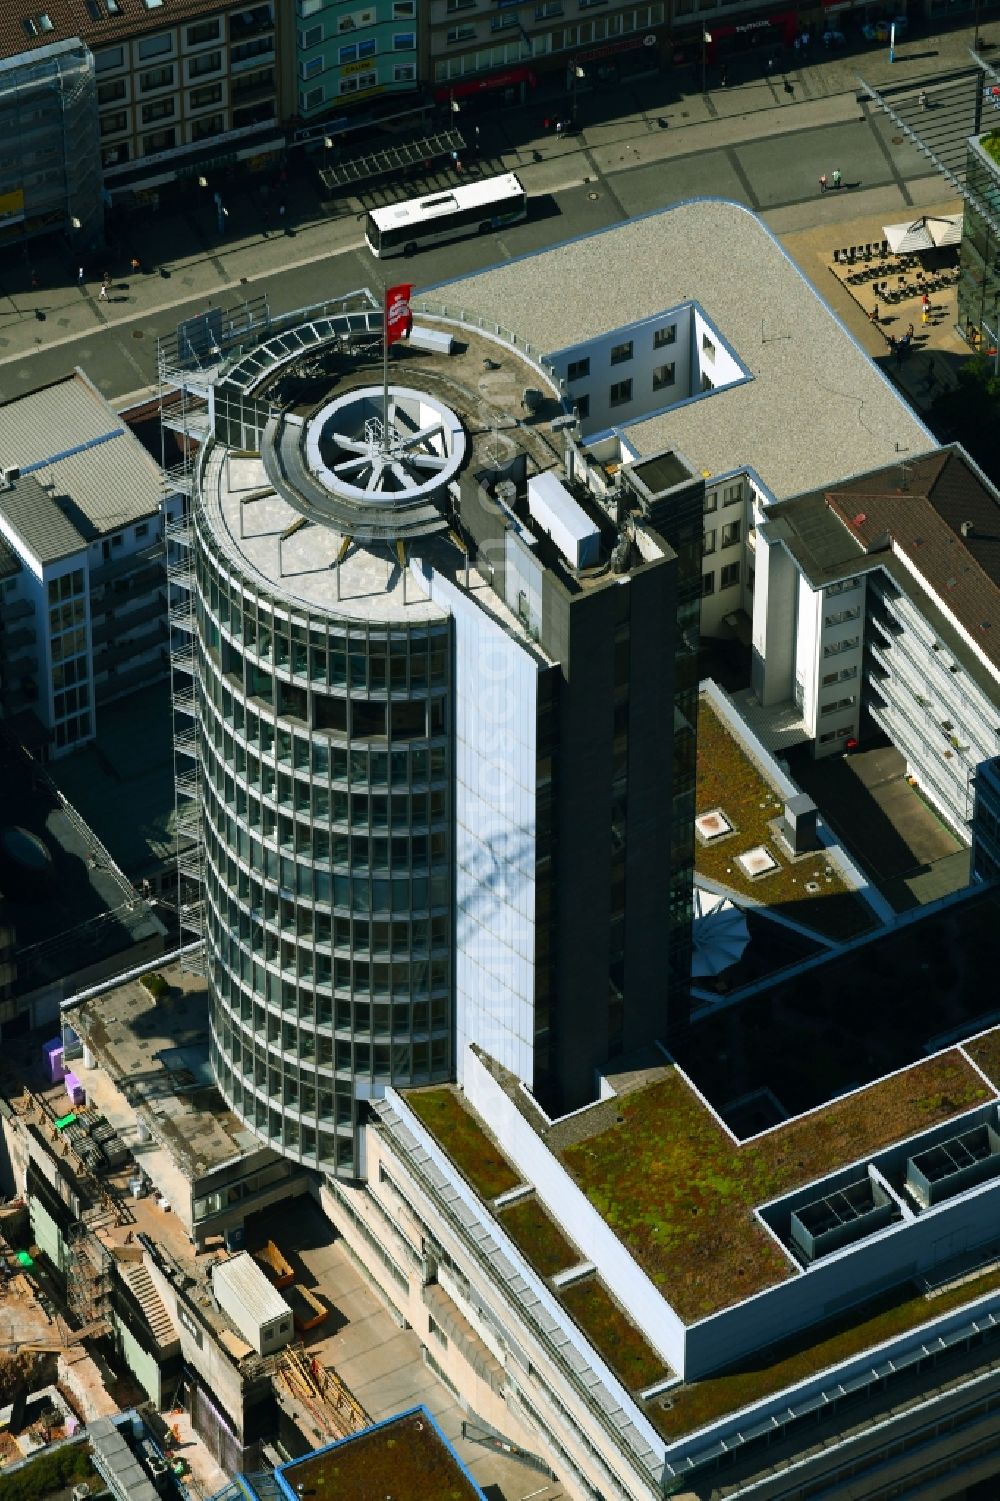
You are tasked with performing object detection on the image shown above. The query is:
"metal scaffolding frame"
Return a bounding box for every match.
[0,39,102,248]
[159,294,272,974]
[858,58,1000,242]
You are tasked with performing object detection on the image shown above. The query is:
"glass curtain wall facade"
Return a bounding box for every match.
[959,133,1000,354]
[193,495,453,1178]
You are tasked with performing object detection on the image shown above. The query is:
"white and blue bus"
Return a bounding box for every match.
[365,173,527,259]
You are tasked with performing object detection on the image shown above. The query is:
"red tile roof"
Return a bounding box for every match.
[0,1,233,62]
[825,448,1000,673]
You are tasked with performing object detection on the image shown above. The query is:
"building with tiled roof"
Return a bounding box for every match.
[0,1,283,234]
[753,446,1000,839]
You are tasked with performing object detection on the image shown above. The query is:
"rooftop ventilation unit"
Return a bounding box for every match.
[790,1175,897,1262]
[905,1122,1000,1208]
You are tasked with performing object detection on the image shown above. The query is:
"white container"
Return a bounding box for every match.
[211,1251,293,1356]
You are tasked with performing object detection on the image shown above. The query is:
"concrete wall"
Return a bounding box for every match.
[751,527,798,706]
[548,306,703,436]
[362,1112,663,1501]
[458,1050,690,1374]
[143,1253,251,1439]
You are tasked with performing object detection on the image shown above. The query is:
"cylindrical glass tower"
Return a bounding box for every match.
[192,364,462,1177]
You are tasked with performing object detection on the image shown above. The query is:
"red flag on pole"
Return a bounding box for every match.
[385,283,414,346]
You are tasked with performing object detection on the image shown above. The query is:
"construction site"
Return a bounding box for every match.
[0,962,534,1500]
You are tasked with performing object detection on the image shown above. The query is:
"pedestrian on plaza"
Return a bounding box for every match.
[887,332,898,353]
[819,174,828,192]
[919,90,928,110]
[130,254,142,275]
[98,278,109,302]
[921,290,930,314]
[870,303,879,325]
[921,305,929,325]
[77,265,84,286]
[720,64,728,87]
[907,322,915,340]
[831,168,842,189]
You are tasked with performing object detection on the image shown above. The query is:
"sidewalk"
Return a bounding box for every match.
[0,14,994,390]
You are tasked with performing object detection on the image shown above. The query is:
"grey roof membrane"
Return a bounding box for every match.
[0,371,162,560]
[435,198,937,501]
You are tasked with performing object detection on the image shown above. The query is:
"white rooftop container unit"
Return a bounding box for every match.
[211,1252,293,1356]
[527,471,600,569]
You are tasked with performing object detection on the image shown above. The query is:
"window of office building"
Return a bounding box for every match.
[720,520,741,548]
[654,323,676,347]
[141,98,175,123]
[609,379,632,407]
[192,113,225,141]
[567,357,589,381]
[575,394,590,418]
[190,50,223,77]
[101,142,129,167]
[143,126,176,153]
[97,79,126,104]
[94,46,125,72]
[99,110,129,136]
[190,81,223,108]
[610,340,633,364]
[140,64,174,90]
[300,85,324,110]
[652,362,675,390]
[136,32,173,59]
[720,562,740,589]
[703,529,716,556]
[300,23,323,46]
[394,63,416,80]
[340,70,378,92]
[723,481,743,506]
[702,332,716,359]
[188,18,221,44]
[703,571,715,596]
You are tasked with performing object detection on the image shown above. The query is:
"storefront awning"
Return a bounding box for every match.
[432,66,536,103]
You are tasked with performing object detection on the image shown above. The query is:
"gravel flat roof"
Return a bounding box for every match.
[431,198,937,501]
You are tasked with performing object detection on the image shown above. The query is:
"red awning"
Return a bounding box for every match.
[433,67,536,102]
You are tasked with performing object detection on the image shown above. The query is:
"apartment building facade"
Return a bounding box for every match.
[0,370,180,757]
[283,0,421,125]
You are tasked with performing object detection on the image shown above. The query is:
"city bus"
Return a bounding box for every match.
[365,173,527,259]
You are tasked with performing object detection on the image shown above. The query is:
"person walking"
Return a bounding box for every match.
[130,255,142,275]
[831,168,842,189]
[99,271,110,301]
[870,303,880,325]
[77,265,84,287]
[819,174,828,192]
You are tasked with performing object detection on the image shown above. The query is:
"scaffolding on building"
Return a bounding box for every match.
[157,290,387,975]
[0,39,102,250]
[159,296,273,974]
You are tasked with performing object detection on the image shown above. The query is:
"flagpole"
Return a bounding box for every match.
[382,281,389,444]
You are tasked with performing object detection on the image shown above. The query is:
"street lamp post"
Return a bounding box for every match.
[702,30,712,95]
[571,63,585,127]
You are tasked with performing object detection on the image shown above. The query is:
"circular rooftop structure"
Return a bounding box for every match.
[263,384,466,542]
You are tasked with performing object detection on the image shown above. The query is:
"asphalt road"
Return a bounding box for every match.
[0,66,979,406]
